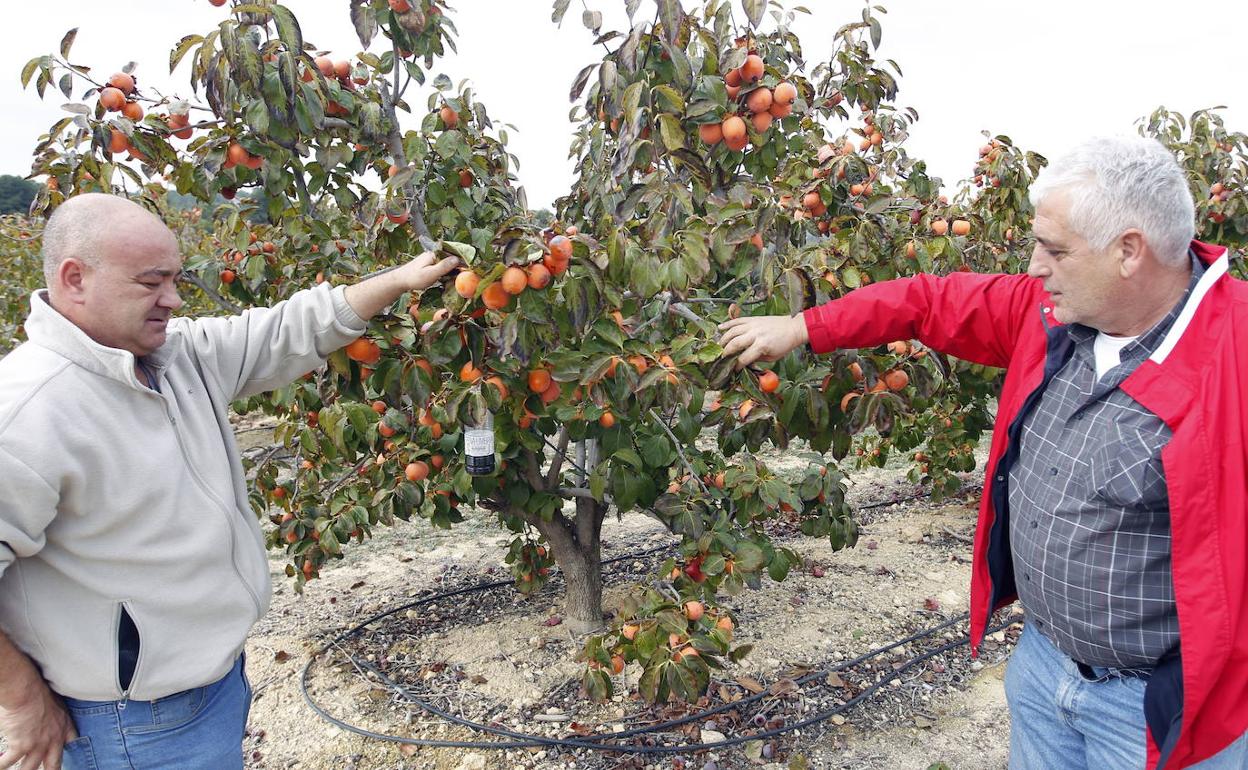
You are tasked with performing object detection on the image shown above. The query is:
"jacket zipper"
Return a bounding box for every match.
[116,601,143,707]
[156,392,265,617]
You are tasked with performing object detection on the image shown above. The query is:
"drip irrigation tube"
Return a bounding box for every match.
[300,485,1000,754]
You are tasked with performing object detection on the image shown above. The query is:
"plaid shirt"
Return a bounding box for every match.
[1007,255,1204,669]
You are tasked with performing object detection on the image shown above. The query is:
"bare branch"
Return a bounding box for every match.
[546,426,572,488]
[178,270,242,314]
[558,486,610,502]
[523,449,545,492]
[632,292,673,336]
[324,458,370,499]
[668,302,705,324]
[648,408,709,495]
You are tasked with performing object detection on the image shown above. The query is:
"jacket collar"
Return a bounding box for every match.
[1150,243,1229,365]
[23,290,180,388]
[1036,241,1230,366]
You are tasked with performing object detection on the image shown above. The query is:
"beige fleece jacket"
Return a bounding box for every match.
[0,284,366,700]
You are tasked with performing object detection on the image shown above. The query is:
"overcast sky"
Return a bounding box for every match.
[4,1,1245,209]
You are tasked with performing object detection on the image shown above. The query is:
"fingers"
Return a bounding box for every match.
[719,328,751,358]
[433,256,461,275]
[0,750,20,770]
[717,322,746,353]
[717,316,757,345]
[735,340,769,369]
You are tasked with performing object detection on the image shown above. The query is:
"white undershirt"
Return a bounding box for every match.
[1093,331,1139,380]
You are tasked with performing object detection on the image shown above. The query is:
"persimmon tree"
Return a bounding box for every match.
[0,217,44,354]
[14,0,1245,706]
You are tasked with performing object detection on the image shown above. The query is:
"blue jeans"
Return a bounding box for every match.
[60,654,251,770]
[1006,624,1248,769]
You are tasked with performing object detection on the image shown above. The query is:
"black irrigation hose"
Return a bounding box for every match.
[300,483,994,754]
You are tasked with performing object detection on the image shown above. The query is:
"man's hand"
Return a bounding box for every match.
[343,250,461,321]
[397,250,461,292]
[717,314,810,369]
[0,669,76,770]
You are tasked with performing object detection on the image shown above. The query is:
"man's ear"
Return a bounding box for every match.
[56,258,91,304]
[1117,230,1147,278]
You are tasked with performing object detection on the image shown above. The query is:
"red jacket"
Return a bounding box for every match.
[802,241,1246,769]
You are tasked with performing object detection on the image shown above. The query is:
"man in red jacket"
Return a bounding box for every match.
[719,136,1248,770]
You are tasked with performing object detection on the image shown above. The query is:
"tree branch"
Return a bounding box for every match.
[668,301,706,325]
[324,458,370,499]
[523,448,546,492]
[546,426,572,488]
[648,407,709,496]
[558,486,612,503]
[178,270,241,314]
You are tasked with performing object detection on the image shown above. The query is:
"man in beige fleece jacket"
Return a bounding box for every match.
[0,193,458,770]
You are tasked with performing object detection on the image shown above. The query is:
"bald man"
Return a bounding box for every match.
[0,194,458,770]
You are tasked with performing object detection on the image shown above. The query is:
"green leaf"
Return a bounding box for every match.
[589,470,607,502]
[583,667,611,702]
[244,97,270,135]
[672,508,705,539]
[864,197,891,215]
[657,0,683,43]
[657,113,685,151]
[734,541,765,572]
[580,354,617,383]
[169,34,203,74]
[434,128,464,159]
[638,660,663,703]
[639,434,675,467]
[700,555,726,578]
[20,57,43,88]
[569,63,597,103]
[767,551,791,582]
[440,241,476,264]
[653,84,684,114]
[621,80,644,121]
[741,0,765,28]
[59,28,78,59]
[271,5,304,57]
[656,608,687,636]
[612,448,644,469]
[665,656,701,701]
[660,42,693,91]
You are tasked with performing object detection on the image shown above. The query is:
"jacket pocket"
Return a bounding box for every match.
[116,603,142,695]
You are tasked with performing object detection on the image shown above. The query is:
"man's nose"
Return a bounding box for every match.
[1026,247,1050,279]
[161,283,184,310]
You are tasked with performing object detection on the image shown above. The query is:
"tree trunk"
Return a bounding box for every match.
[559,536,603,634]
[530,495,606,634]
[515,441,608,634]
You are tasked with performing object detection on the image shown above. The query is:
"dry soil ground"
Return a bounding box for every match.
[236,430,1017,770]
